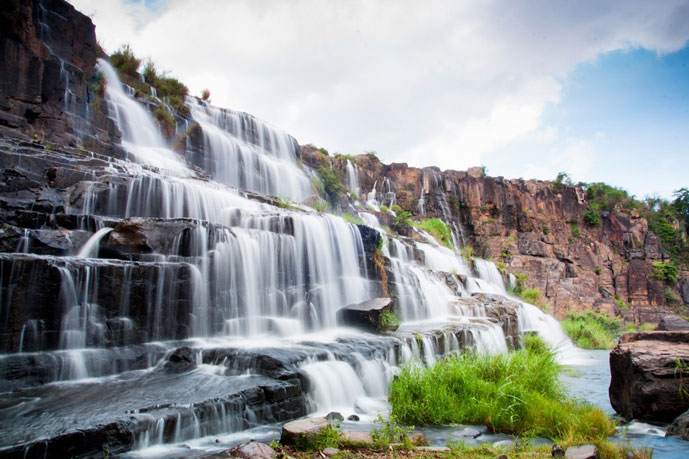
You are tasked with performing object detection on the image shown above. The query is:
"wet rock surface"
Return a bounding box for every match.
[280,417,330,446]
[609,331,689,422]
[666,409,689,441]
[337,297,395,332]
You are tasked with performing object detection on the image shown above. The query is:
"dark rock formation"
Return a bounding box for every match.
[609,331,689,422]
[162,346,196,373]
[666,409,689,441]
[336,297,396,332]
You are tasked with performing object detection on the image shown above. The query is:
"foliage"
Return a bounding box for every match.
[650,261,679,284]
[553,171,573,192]
[571,224,580,238]
[542,224,550,235]
[390,205,412,233]
[365,150,379,161]
[520,288,547,310]
[342,212,364,225]
[201,88,211,101]
[153,106,175,137]
[413,218,455,250]
[316,166,345,203]
[389,335,615,442]
[292,424,340,451]
[615,294,629,310]
[276,197,300,211]
[561,311,621,349]
[142,59,157,85]
[665,287,679,303]
[370,415,414,449]
[110,44,140,77]
[583,207,602,227]
[153,74,189,114]
[313,200,330,213]
[648,208,689,266]
[595,266,602,275]
[586,182,631,212]
[378,310,400,331]
[674,187,689,232]
[379,205,389,213]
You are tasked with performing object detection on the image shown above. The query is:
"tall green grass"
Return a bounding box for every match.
[413,218,455,250]
[560,311,620,349]
[389,335,615,443]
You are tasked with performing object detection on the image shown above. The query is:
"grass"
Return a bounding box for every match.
[389,335,615,444]
[650,261,679,284]
[413,218,455,250]
[519,288,547,311]
[342,212,365,225]
[110,44,140,77]
[560,311,620,349]
[378,310,401,331]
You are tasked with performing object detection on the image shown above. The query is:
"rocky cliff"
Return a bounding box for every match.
[303,148,688,324]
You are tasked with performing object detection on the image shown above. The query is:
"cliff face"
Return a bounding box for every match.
[303,148,688,323]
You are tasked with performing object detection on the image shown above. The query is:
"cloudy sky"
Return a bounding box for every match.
[70,0,689,199]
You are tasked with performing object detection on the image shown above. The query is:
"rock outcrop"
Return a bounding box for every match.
[337,297,396,332]
[609,331,689,422]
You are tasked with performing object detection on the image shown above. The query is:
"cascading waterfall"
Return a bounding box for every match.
[1,50,587,457]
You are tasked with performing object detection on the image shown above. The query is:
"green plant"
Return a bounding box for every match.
[379,310,400,331]
[365,150,379,161]
[583,207,601,227]
[292,424,340,451]
[342,212,364,225]
[370,414,413,450]
[379,205,389,213]
[561,311,621,349]
[570,224,580,238]
[389,335,615,443]
[651,261,679,284]
[153,74,189,114]
[586,182,630,212]
[391,205,412,233]
[639,322,656,331]
[110,44,140,77]
[201,88,211,101]
[142,59,157,85]
[413,218,455,250]
[276,197,300,211]
[317,166,345,203]
[568,237,574,243]
[542,224,550,235]
[553,171,573,192]
[153,106,175,137]
[90,71,106,97]
[595,266,602,275]
[615,294,629,310]
[314,200,330,213]
[520,288,547,310]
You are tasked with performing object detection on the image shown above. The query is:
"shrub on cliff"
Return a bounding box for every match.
[583,207,601,227]
[389,335,615,443]
[391,205,412,233]
[317,166,345,203]
[651,261,679,284]
[561,311,620,349]
[413,218,454,250]
[110,44,140,78]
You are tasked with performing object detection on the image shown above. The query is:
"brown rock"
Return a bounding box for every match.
[280,417,330,446]
[226,441,276,459]
[340,430,373,445]
[336,298,396,332]
[609,331,689,422]
[410,432,429,446]
[657,315,689,331]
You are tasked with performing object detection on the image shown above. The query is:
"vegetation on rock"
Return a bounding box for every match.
[561,311,621,349]
[317,165,346,203]
[651,261,680,284]
[389,335,615,443]
[413,218,455,250]
[110,44,140,77]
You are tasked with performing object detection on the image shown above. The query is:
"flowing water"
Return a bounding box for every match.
[1,58,687,457]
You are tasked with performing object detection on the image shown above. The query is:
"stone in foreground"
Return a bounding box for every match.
[656,315,689,331]
[336,298,396,332]
[609,331,689,422]
[280,417,330,445]
[225,441,276,459]
[340,430,373,445]
[565,444,598,459]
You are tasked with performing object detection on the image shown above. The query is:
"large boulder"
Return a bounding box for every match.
[666,409,689,441]
[224,441,276,459]
[609,331,689,422]
[280,417,330,446]
[336,298,397,332]
[657,315,689,331]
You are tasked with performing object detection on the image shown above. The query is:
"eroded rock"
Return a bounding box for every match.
[280,417,330,446]
[336,297,396,332]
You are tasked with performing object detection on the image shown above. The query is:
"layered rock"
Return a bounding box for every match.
[609,331,689,422]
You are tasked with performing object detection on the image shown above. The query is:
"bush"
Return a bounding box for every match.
[317,166,345,203]
[583,207,601,227]
[142,59,157,85]
[560,312,620,349]
[201,88,211,101]
[342,212,364,225]
[389,335,615,442]
[586,182,630,212]
[413,218,454,250]
[378,310,400,331]
[571,224,580,238]
[391,205,412,233]
[520,288,546,310]
[153,106,175,137]
[110,44,140,77]
[651,261,679,284]
[153,75,189,114]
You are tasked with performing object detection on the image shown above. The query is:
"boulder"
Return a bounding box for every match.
[347,414,360,421]
[657,315,689,331]
[225,441,276,459]
[340,430,373,445]
[163,347,196,373]
[336,298,396,332]
[410,432,429,446]
[666,409,689,441]
[280,417,330,446]
[609,332,689,422]
[565,444,597,459]
[325,411,344,422]
[322,447,339,457]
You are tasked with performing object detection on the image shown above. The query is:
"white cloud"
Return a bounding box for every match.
[70,0,689,175]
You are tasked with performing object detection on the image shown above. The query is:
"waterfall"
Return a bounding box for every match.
[76,227,113,258]
[345,160,360,196]
[98,59,191,175]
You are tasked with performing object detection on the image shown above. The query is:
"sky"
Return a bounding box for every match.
[69,0,689,199]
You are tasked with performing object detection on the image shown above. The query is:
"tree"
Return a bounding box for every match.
[673,187,689,232]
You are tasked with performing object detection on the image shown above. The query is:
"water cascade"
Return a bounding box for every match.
[0,50,586,457]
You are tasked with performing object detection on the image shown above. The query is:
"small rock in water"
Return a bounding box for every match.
[565,444,598,459]
[347,414,360,421]
[552,444,565,457]
[322,447,340,457]
[226,441,276,459]
[326,411,344,422]
[410,432,429,446]
[455,426,483,438]
[162,346,196,373]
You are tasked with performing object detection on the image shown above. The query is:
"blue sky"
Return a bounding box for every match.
[488,46,689,199]
[73,0,689,199]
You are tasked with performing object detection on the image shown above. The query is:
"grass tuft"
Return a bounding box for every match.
[561,311,620,349]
